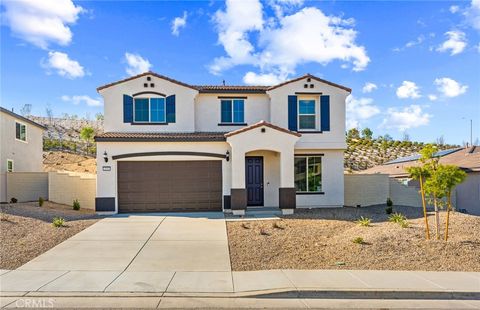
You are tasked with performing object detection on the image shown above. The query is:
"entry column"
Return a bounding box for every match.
[230,149,247,215]
[279,148,296,214]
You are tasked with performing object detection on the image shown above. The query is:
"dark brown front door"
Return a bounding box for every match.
[117,161,222,213]
[245,157,264,206]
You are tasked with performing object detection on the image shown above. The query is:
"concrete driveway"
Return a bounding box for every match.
[1,212,232,292]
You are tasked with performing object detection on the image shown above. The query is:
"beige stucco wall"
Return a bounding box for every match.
[344,174,389,207]
[48,171,96,210]
[5,172,48,202]
[99,75,198,132]
[0,111,44,202]
[195,93,270,132]
[388,178,423,208]
[267,78,349,150]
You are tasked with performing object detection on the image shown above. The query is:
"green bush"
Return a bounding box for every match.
[352,237,365,244]
[10,197,17,203]
[386,198,393,206]
[355,216,371,227]
[389,212,407,223]
[385,206,393,214]
[400,220,409,228]
[38,197,45,207]
[72,199,80,211]
[52,217,65,227]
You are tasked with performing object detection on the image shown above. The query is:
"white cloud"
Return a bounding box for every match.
[362,82,377,93]
[243,71,284,85]
[428,94,438,101]
[450,5,460,13]
[61,95,102,107]
[171,11,187,36]
[434,77,468,97]
[1,0,84,49]
[436,30,467,55]
[43,51,85,79]
[382,105,431,131]
[211,1,369,79]
[393,35,425,52]
[345,95,380,129]
[464,0,480,31]
[124,52,152,76]
[396,81,421,99]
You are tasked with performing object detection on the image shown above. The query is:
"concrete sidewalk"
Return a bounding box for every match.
[1,269,479,298]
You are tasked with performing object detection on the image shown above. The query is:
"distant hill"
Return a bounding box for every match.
[27,115,457,172]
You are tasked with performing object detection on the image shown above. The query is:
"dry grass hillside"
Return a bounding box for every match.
[43,151,96,174]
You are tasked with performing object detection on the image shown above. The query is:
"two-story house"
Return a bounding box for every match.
[94,72,350,215]
[0,107,46,203]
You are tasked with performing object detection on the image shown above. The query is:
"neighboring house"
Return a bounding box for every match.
[0,107,46,203]
[363,146,480,215]
[94,72,350,215]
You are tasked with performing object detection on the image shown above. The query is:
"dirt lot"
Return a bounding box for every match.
[0,202,101,269]
[43,151,96,174]
[227,205,480,272]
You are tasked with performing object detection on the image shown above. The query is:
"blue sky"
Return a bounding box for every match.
[1,0,479,145]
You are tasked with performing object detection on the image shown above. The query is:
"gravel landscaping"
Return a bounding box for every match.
[227,205,480,272]
[0,202,101,269]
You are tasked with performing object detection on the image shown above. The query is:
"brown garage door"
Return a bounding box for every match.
[117,161,222,213]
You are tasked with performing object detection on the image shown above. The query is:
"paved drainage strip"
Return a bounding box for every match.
[3,290,479,300]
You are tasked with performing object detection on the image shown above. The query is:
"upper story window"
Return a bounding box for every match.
[298,98,317,130]
[134,97,166,123]
[15,122,27,142]
[220,99,244,124]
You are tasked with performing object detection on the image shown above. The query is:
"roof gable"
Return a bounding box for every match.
[97,71,198,92]
[0,107,47,130]
[225,120,301,138]
[267,74,352,93]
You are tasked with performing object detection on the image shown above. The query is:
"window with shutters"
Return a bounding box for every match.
[15,122,27,142]
[133,97,166,123]
[297,96,319,131]
[220,99,245,124]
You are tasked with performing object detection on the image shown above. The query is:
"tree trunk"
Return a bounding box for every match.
[445,191,451,241]
[433,194,440,240]
[419,176,430,240]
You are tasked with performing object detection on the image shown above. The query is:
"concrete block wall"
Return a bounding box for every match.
[5,172,48,202]
[48,172,96,210]
[344,174,389,207]
[388,178,423,208]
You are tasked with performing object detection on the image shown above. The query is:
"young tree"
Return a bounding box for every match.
[402,132,410,142]
[419,144,441,239]
[406,166,431,239]
[347,128,360,140]
[20,104,32,116]
[361,128,373,140]
[441,165,466,241]
[80,126,95,155]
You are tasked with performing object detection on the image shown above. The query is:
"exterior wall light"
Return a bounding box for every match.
[225,150,230,162]
[103,151,109,163]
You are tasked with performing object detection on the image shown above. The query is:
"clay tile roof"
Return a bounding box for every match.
[224,120,302,138]
[95,132,227,142]
[194,85,269,93]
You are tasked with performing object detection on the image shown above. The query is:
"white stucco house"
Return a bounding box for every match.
[0,107,46,203]
[94,72,350,215]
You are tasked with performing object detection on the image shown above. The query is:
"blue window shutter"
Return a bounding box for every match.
[123,94,133,123]
[288,95,297,131]
[320,95,330,131]
[166,95,176,123]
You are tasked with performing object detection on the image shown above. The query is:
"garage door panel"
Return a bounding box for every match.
[118,160,222,213]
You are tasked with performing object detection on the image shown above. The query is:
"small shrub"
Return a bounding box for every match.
[400,220,409,228]
[38,197,45,207]
[389,212,407,224]
[10,197,17,203]
[385,206,393,214]
[52,217,65,227]
[386,198,393,207]
[72,199,80,211]
[355,216,371,227]
[352,237,365,244]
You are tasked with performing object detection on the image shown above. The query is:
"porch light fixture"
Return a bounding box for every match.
[225,150,230,162]
[103,151,109,163]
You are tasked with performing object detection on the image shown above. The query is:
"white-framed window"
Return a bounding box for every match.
[133,97,166,123]
[294,155,322,193]
[7,159,14,172]
[15,122,27,142]
[298,97,319,131]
